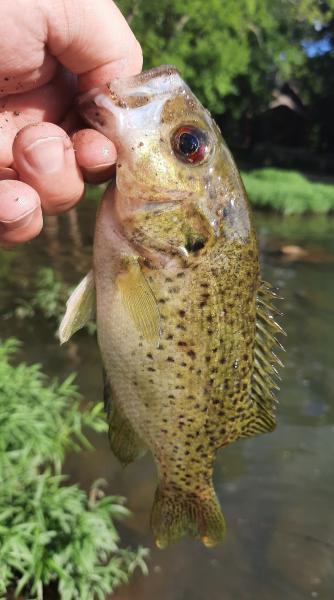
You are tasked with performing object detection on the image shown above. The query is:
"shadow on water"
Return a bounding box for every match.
[1,197,334,600]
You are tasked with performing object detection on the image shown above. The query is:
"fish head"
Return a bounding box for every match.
[79,65,252,242]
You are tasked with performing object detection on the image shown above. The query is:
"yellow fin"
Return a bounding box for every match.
[58,270,95,344]
[116,258,160,342]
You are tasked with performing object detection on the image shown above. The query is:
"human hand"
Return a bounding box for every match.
[0,0,142,246]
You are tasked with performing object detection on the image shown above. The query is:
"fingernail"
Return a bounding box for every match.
[0,186,39,229]
[88,162,115,172]
[0,167,17,181]
[24,136,68,174]
[0,206,39,231]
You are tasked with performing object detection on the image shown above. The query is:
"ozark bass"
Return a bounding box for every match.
[59,66,283,548]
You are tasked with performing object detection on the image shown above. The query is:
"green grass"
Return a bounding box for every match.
[0,339,148,600]
[241,168,334,215]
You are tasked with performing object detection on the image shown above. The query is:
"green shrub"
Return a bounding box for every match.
[0,339,148,600]
[242,168,334,214]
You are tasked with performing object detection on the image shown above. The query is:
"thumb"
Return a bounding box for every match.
[43,0,142,90]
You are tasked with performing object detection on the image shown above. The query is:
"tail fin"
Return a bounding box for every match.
[150,483,226,548]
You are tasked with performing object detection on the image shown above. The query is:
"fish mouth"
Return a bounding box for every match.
[111,65,180,90]
[78,65,183,115]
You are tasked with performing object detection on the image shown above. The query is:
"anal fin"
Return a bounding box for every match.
[103,370,147,466]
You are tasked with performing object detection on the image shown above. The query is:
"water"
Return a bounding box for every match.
[1,199,334,600]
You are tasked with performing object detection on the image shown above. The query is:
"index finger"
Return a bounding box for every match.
[43,0,143,91]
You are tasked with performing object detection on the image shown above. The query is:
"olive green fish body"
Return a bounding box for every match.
[60,66,283,548]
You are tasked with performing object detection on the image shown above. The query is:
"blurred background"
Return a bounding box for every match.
[1,1,334,599]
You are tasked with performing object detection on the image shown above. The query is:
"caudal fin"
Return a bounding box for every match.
[150,483,226,548]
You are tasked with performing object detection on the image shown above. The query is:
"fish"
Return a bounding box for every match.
[59,65,284,548]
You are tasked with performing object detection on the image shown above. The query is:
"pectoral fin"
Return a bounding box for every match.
[58,270,95,344]
[116,257,161,342]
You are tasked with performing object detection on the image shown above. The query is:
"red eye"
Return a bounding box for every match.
[171,125,210,164]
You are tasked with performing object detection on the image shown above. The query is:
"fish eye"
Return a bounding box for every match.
[171,125,210,165]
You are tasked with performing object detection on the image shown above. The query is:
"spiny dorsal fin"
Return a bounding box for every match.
[242,281,285,437]
[58,270,95,344]
[116,257,161,342]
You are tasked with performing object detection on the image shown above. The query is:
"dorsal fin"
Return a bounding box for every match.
[241,281,285,437]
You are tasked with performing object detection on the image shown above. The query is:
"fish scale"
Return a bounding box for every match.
[59,65,283,548]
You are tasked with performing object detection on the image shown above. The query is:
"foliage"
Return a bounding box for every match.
[0,339,148,599]
[242,168,334,214]
[293,9,334,152]
[14,268,66,322]
[117,0,333,115]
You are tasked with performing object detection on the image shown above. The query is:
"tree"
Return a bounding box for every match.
[118,0,332,116]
